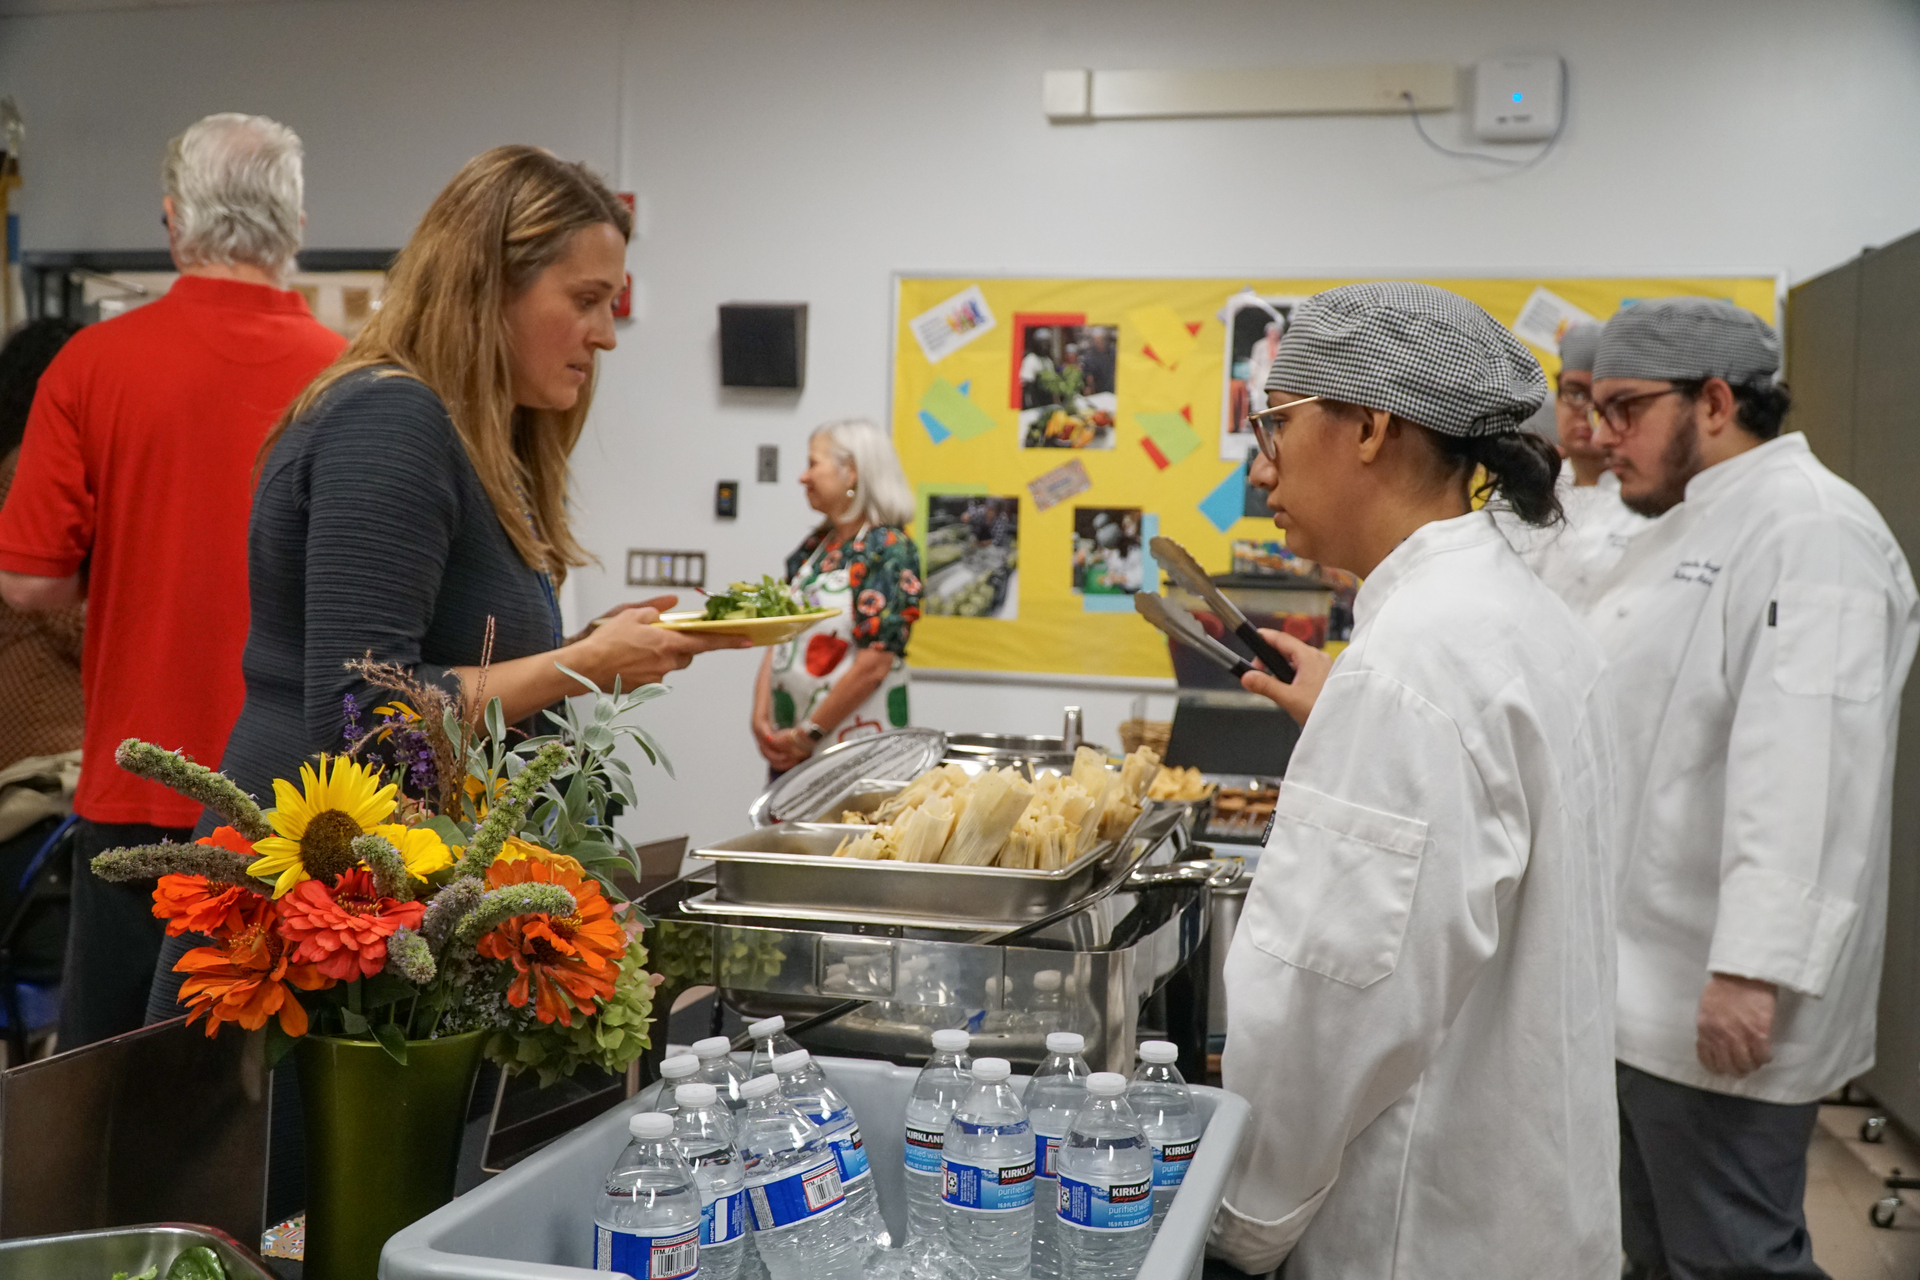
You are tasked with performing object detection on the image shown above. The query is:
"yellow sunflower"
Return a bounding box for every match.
[494,834,586,876]
[374,823,457,882]
[248,756,400,897]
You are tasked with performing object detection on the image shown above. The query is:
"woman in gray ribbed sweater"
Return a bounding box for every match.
[147,147,746,1018]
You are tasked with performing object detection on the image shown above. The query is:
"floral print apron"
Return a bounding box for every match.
[769,527,914,744]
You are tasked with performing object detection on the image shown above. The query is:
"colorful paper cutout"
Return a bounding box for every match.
[918,378,997,442]
[1136,411,1201,466]
[1199,463,1250,533]
[1127,304,1199,369]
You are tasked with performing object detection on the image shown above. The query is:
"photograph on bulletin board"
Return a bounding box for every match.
[1071,508,1144,596]
[891,273,1781,680]
[1015,314,1119,449]
[1220,292,1300,461]
[923,495,1020,619]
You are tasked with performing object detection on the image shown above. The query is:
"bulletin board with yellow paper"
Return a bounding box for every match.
[892,273,1781,678]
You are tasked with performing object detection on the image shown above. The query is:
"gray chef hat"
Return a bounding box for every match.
[1556,321,1603,375]
[1265,281,1546,437]
[1592,297,1780,384]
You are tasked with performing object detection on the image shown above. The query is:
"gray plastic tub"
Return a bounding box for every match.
[383,1054,1248,1280]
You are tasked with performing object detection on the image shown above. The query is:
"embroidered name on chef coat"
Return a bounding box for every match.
[1672,559,1722,586]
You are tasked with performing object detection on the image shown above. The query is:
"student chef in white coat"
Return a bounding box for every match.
[1208,282,1621,1279]
[1585,298,1919,1279]
[1507,320,1648,609]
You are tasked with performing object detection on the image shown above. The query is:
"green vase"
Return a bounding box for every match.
[294,1029,487,1280]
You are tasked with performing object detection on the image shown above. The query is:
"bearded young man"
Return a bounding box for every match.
[1585,297,1919,1279]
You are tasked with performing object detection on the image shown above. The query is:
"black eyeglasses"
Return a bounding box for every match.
[1246,395,1323,460]
[1555,381,1594,410]
[1595,387,1686,434]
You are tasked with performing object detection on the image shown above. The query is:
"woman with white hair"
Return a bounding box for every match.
[752,418,922,772]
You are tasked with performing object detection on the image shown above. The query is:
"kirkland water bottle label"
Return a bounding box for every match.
[1151,1137,1198,1189]
[1034,1133,1063,1180]
[941,1156,1036,1212]
[701,1189,747,1246]
[1057,1173,1153,1232]
[829,1124,871,1185]
[747,1156,845,1231]
[593,1223,700,1278]
[904,1124,946,1174]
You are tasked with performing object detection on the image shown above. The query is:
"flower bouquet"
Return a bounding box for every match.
[90,664,674,1278]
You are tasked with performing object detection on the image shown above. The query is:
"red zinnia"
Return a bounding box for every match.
[153,874,272,939]
[277,868,425,981]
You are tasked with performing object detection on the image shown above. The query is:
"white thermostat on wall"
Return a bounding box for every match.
[1472,55,1563,142]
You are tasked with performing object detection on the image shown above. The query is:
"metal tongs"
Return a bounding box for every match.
[1133,593,1254,679]
[1135,536,1296,682]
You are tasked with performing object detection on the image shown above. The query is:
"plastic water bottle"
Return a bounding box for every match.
[1129,1040,1201,1232]
[694,1035,748,1112]
[771,1049,887,1245]
[593,1111,703,1279]
[734,1072,868,1280]
[1056,1073,1153,1279]
[1026,1031,1090,1280]
[636,1054,703,1113]
[747,1016,802,1078]
[903,1028,973,1245]
[942,1057,1035,1279]
[672,1083,747,1280]
[1028,970,1068,1035]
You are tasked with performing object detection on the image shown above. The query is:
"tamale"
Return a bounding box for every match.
[941,767,1035,866]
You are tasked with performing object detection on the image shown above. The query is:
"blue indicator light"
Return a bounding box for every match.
[1511,91,1524,103]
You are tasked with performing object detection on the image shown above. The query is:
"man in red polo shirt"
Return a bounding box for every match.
[0,113,344,1047]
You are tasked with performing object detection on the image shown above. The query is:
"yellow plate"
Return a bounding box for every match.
[654,608,840,645]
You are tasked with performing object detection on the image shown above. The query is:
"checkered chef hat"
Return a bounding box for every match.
[1265,282,1546,437]
[1592,297,1780,384]
[1556,321,1603,375]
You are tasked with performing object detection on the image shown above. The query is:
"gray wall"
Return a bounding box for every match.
[1790,233,1920,1131]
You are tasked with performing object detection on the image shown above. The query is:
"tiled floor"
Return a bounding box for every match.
[1809,1104,1920,1280]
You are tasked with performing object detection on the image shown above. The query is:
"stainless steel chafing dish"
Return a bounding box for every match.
[662,720,1235,1068]
[693,820,1137,926]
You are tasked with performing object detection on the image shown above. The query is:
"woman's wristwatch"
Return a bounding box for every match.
[799,719,828,745]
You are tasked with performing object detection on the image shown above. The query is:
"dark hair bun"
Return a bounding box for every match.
[1438,431,1564,528]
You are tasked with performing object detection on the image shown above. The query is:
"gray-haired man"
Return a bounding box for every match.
[0,114,343,1046]
[1586,297,1919,1277]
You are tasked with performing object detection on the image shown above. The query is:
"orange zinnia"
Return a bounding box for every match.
[277,868,427,981]
[175,922,330,1037]
[478,856,626,1026]
[153,874,273,938]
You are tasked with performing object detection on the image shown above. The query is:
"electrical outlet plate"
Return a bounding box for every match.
[1472,55,1562,143]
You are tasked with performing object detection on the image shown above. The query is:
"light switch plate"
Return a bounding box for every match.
[757,445,778,483]
[1473,55,1563,142]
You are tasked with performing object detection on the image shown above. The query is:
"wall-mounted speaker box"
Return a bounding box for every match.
[719,302,808,389]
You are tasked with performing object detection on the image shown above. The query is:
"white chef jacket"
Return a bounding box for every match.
[1211,511,1620,1279]
[1583,432,1919,1104]
[1504,471,1649,613]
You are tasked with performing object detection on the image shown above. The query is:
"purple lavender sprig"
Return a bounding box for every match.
[342,694,366,752]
